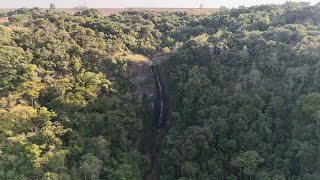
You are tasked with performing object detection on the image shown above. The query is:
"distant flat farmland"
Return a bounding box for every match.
[0,8,219,15]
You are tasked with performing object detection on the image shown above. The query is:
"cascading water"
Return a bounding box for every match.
[151,64,164,127]
[145,63,165,180]
[156,74,164,126]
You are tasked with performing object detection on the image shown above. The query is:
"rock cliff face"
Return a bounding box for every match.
[123,55,155,100]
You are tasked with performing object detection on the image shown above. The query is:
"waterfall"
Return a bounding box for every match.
[156,74,164,126]
[145,63,165,180]
[151,64,164,127]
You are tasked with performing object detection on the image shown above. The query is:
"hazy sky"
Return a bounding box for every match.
[0,0,319,8]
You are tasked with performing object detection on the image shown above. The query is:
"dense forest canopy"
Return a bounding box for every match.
[0,2,320,179]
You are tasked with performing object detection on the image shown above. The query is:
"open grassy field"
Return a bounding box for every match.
[0,8,219,15]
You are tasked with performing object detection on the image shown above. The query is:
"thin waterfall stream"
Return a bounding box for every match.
[145,63,166,180]
[156,74,164,126]
[151,64,165,127]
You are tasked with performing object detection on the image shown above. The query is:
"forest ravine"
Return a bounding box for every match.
[1,2,320,179]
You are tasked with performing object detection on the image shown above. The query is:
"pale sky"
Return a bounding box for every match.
[0,0,318,8]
